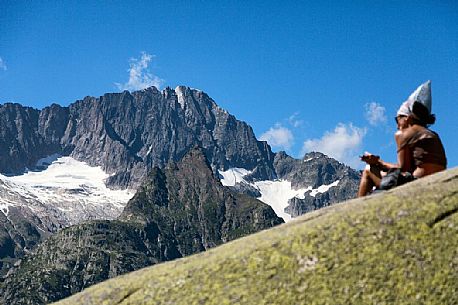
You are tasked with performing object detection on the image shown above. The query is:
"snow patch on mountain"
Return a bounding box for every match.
[218,168,340,222]
[35,153,61,168]
[309,180,340,197]
[303,156,319,162]
[0,202,12,216]
[0,156,134,224]
[254,180,309,222]
[219,168,252,186]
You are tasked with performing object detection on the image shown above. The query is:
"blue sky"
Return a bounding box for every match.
[1,0,457,169]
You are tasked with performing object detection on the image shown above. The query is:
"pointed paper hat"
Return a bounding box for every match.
[397,80,432,116]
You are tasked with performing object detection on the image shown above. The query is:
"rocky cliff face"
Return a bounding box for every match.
[0,103,58,173]
[274,151,360,217]
[0,148,283,305]
[0,204,57,279]
[0,87,276,189]
[120,147,282,252]
[0,220,160,304]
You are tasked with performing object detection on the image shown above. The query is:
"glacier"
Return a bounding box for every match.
[219,168,340,222]
[0,156,134,226]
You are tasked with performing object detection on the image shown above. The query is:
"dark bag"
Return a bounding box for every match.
[379,168,415,191]
[379,168,401,190]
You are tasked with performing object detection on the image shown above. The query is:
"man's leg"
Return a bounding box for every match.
[357,165,382,197]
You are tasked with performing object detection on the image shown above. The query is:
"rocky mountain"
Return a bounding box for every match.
[0,203,54,279]
[0,147,283,305]
[273,151,360,217]
[0,156,133,278]
[218,151,360,221]
[53,167,458,305]
[119,147,283,249]
[0,86,360,216]
[0,86,276,189]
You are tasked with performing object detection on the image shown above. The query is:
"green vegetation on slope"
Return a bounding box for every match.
[56,168,458,305]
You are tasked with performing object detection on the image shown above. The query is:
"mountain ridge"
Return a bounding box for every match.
[0,85,360,220]
[0,86,277,189]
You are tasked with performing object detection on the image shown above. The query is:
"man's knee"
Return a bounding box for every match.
[362,167,371,178]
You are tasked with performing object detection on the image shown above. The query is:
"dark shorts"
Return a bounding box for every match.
[379,169,415,191]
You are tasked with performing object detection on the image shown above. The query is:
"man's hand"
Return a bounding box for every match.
[360,152,380,166]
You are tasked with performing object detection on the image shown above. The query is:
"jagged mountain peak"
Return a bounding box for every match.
[118,146,217,223]
[0,85,362,302]
[302,151,330,160]
[0,83,364,303]
[172,145,214,173]
[275,151,332,164]
[0,86,277,188]
[119,145,271,228]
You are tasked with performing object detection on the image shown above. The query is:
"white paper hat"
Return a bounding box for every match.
[397,80,432,116]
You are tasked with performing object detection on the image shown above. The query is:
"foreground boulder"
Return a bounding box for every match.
[56,167,458,305]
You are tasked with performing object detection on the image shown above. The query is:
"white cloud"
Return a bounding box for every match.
[260,124,294,150]
[302,123,366,168]
[365,102,387,126]
[0,57,7,71]
[115,52,164,91]
[288,112,303,128]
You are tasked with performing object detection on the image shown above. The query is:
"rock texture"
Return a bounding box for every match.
[0,148,283,305]
[0,205,57,279]
[0,87,276,189]
[1,221,158,304]
[53,168,458,305]
[119,147,282,251]
[0,103,60,173]
[274,151,360,216]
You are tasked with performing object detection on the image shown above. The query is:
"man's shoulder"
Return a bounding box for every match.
[395,126,419,145]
